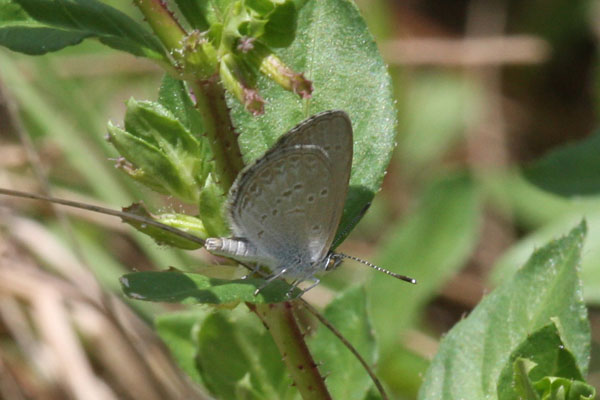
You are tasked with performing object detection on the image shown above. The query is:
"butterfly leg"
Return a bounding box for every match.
[285,278,304,298]
[295,277,320,298]
[285,274,319,298]
[287,278,300,290]
[242,263,263,279]
[253,267,289,296]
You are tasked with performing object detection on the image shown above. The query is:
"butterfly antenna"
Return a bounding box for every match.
[0,188,205,247]
[337,253,417,284]
[299,298,391,400]
[332,202,372,249]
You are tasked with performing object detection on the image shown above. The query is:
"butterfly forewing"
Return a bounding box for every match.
[222,110,353,279]
[229,145,339,271]
[273,110,353,242]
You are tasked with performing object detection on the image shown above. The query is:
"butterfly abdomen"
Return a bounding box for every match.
[205,237,276,268]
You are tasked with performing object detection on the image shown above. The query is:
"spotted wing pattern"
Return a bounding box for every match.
[229,145,340,273]
[225,110,353,277]
[274,110,353,240]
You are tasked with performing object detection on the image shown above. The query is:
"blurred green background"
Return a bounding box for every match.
[1,0,600,399]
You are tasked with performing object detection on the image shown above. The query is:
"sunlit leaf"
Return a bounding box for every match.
[309,287,376,400]
[524,130,600,197]
[196,307,296,399]
[497,322,585,400]
[120,270,300,304]
[5,0,164,58]
[419,222,590,399]
[229,0,397,234]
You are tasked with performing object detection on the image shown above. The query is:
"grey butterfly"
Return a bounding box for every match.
[205,110,415,295]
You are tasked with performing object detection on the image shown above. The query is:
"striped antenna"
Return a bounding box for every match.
[335,253,417,284]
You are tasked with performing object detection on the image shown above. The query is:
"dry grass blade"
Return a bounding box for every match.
[0,216,208,399]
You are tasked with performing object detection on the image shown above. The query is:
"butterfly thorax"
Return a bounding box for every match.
[205,110,353,292]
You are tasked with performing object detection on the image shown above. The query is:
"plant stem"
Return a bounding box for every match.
[249,302,332,400]
[134,0,242,188]
[190,77,328,399]
[189,78,245,189]
[133,0,187,50]
[191,74,330,397]
[189,77,330,398]
[135,3,330,398]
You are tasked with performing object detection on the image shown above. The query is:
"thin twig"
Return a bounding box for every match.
[250,302,332,400]
[0,188,205,246]
[299,298,389,400]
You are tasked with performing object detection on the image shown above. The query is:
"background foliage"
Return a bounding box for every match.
[1,0,600,399]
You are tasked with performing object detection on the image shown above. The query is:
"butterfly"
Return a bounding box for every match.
[205,110,415,295]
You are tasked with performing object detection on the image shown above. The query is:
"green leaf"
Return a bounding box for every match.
[108,98,210,202]
[171,0,210,30]
[157,74,206,139]
[512,358,541,400]
[0,0,27,20]
[523,130,600,197]
[481,169,598,228]
[106,123,178,195]
[121,203,207,250]
[309,287,375,400]
[0,25,89,54]
[482,170,600,307]
[534,377,596,400]
[202,0,236,28]
[398,72,481,171]
[497,323,584,400]
[123,99,201,155]
[228,0,397,232]
[120,271,301,304]
[196,307,296,399]
[244,0,274,15]
[198,173,229,237]
[375,347,429,398]
[155,310,209,384]
[418,222,590,399]
[491,209,600,305]
[262,0,296,48]
[0,1,89,54]
[9,0,164,59]
[157,73,216,192]
[369,173,481,349]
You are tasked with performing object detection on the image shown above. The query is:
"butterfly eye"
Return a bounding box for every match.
[325,255,343,271]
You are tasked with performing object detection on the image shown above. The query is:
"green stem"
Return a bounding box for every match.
[191,76,329,399]
[133,0,187,50]
[135,3,329,398]
[249,302,332,400]
[189,78,245,189]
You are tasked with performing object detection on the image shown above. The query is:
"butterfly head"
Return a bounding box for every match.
[324,252,345,271]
